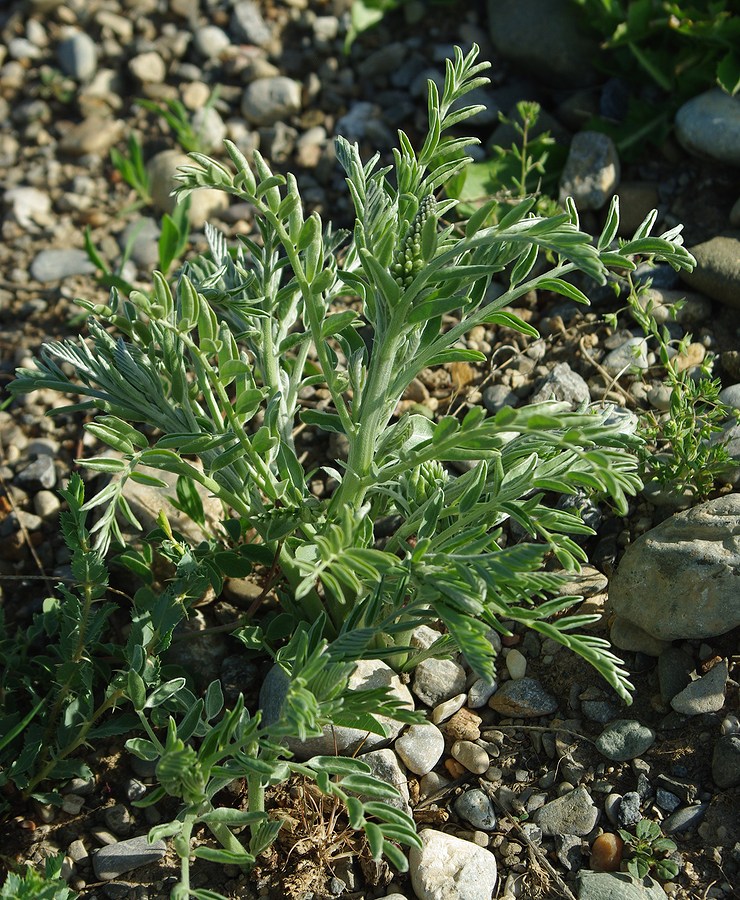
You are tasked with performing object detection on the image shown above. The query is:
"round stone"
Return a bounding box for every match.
[395,723,445,776]
[596,720,656,762]
[454,788,497,831]
[451,740,489,775]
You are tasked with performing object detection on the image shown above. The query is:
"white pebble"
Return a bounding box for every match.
[505,648,527,680]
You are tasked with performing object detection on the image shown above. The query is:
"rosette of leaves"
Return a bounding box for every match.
[618,819,680,881]
[12,44,696,713]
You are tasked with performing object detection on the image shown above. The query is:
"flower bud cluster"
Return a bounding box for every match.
[392,195,437,288]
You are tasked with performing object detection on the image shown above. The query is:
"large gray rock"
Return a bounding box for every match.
[608,495,740,641]
[675,89,740,167]
[577,870,668,900]
[679,233,740,309]
[259,659,414,761]
[486,0,599,86]
[409,829,497,900]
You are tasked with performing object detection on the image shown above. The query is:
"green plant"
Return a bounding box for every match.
[0,852,76,900]
[573,0,740,96]
[618,819,680,881]
[11,46,696,717]
[110,132,152,208]
[446,100,564,221]
[606,275,736,497]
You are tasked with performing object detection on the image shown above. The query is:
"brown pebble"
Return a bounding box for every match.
[591,832,623,872]
[445,758,466,778]
[444,708,482,742]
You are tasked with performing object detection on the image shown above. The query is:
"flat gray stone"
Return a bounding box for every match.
[608,495,740,641]
[662,803,708,834]
[30,248,96,282]
[57,31,97,81]
[530,362,590,408]
[533,785,599,836]
[488,677,558,718]
[559,131,620,211]
[92,836,166,881]
[596,720,655,762]
[409,829,497,900]
[577,870,668,900]
[671,660,728,716]
[675,89,740,167]
[412,658,467,707]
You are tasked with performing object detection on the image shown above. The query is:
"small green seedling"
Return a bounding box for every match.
[618,819,679,881]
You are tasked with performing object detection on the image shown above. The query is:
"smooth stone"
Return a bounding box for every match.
[601,337,649,376]
[431,693,467,724]
[559,131,620,211]
[658,647,694,703]
[59,117,125,157]
[555,832,583,870]
[129,52,166,84]
[675,89,740,167]
[230,0,273,46]
[16,455,56,489]
[608,495,740,641]
[610,618,670,657]
[193,25,231,59]
[30,248,96,282]
[662,803,708,834]
[670,659,728,715]
[604,793,622,826]
[454,789,497,831]
[412,658,467,707]
[190,107,227,154]
[680,233,740,309]
[359,749,411,815]
[395,723,445,776]
[4,186,52,230]
[712,734,740,788]
[241,77,302,127]
[530,362,590,408]
[467,678,498,709]
[57,31,97,81]
[92,837,166,881]
[595,720,655,762]
[260,659,414,761]
[409,829,497,900]
[486,0,599,86]
[146,149,228,227]
[120,218,161,268]
[504,648,527,680]
[488,677,558,718]
[533,785,600,836]
[451,740,489,775]
[577,870,668,900]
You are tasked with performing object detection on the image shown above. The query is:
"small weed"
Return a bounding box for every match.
[110,132,152,208]
[0,852,75,900]
[618,819,679,881]
[138,89,222,156]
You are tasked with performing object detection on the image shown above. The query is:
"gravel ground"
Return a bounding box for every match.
[1,1,739,899]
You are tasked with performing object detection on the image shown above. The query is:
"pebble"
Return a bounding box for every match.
[451,740,490,775]
[33,490,62,519]
[230,0,273,47]
[482,385,519,414]
[57,31,98,81]
[30,248,96,282]
[241,77,302,126]
[467,678,498,709]
[92,836,167,881]
[596,720,656,762]
[504,648,527,680]
[443,708,482,743]
[454,789,497,831]
[360,749,411,814]
[431,693,467,724]
[559,131,620,211]
[129,52,167,84]
[412,658,467,707]
[609,496,740,641]
[120,218,161,269]
[675,89,740,167]
[670,659,728,715]
[555,832,583,870]
[711,734,740,788]
[58,116,125,157]
[17,454,56,489]
[604,793,621,826]
[395,723,445,776]
[104,804,133,837]
[609,617,670,657]
[409,829,497,900]
[662,803,708,834]
[533,785,600,836]
[488,678,558,718]
[591,832,623,872]
[4,186,52,230]
[62,793,86,815]
[146,149,228,227]
[680,234,740,309]
[601,336,649,376]
[530,361,590,407]
[617,791,641,827]
[124,779,148,803]
[193,25,231,59]
[67,839,89,864]
[656,789,681,813]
